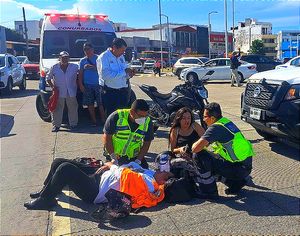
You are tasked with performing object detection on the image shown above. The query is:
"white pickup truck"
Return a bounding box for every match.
[241,67,300,144]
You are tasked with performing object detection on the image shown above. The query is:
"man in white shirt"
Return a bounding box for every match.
[97,38,134,116]
[47,51,79,132]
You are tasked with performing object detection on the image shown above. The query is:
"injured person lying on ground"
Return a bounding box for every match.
[24,158,173,213]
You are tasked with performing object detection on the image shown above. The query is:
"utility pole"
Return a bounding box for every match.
[224,0,228,57]
[161,14,171,67]
[22,7,29,55]
[208,11,218,59]
[158,0,163,68]
[232,0,235,51]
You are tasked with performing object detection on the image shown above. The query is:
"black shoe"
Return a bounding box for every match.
[24,197,57,210]
[30,190,42,199]
[52,126,60,132]
[225,179,247,195]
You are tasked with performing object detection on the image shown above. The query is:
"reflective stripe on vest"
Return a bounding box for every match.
[112,109,150,159]
[212,117,254,162]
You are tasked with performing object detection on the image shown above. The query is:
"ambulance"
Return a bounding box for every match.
[36,13,117,121]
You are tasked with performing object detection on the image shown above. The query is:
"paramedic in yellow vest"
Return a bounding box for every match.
[103,99,154,169]
[192,102,254,197]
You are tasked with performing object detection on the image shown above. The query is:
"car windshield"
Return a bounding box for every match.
[199,58,209,63]
[146,60,155,63]
[0,56,5,67]
[42,31,116,59]
[17,56,27,63]
[131,61,141,65]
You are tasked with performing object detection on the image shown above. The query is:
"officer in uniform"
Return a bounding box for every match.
[192,102,254,196]
[103,99,154,169]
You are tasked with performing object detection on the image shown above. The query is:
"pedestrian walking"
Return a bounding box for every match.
[154,61,161,77]
[78,43,106,126]
[46,51,78,132]
[230,49,241,87]
[97,38,135,116]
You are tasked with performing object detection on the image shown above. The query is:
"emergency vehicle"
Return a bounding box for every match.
[36,13,117,121]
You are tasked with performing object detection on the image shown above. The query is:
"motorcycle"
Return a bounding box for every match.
[139,71,214,130]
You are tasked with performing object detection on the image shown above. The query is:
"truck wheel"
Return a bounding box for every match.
[238,72,244,83]
[255,129,273,140]
[36,94,51,122]
[19,76,27,90]
[3,77,13,95]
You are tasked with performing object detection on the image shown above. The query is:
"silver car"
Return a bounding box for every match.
[129,60,144,73]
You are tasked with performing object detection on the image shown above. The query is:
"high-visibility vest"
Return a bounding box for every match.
[112,109,151,159]
[211,117,254,162]
[120,167,165,209]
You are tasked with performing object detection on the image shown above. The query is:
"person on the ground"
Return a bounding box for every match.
[169,107,205,159]
[97,38,135,116]
[78,43,106,126]
[46,51,78,132]
[154,60,161,77]
[24,158,173,210]
[192,102,254,196]
[103,99,154,169]
[230,49,241,87]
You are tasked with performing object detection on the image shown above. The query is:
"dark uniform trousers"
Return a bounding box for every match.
[103,86,129,116]
[195,151,252,194]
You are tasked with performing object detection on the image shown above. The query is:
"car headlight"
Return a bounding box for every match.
[198,88,208,99]
[284,85,300,100]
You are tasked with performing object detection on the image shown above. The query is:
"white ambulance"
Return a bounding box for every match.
[37,13,117,121]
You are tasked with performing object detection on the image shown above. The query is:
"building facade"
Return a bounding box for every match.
[277,30,300,60]
[14,20,42,40]
[234,18,277,58]
[210,32,233,58]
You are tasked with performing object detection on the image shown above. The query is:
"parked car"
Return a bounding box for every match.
[17,56,39,80]
[275,56,300,69]
[129,60,144,73]
[144,60,156,70]
[0,53,26,95]
[240,54,281,72]
[241,67,300,143]
[180,58,257,82]
[173,57,207,77]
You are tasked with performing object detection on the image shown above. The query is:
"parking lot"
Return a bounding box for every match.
[1,75,299,235]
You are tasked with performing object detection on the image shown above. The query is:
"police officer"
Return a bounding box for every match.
[97,38,135,116]
[192,102,254,196]
[103,99,154,169]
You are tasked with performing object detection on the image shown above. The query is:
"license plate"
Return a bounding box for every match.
[250,107,261,120]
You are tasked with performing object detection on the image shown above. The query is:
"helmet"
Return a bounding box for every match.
[105,189,132,219]
[155,151,175,172]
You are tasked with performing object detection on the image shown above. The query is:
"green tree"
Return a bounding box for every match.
[250,39,265,54]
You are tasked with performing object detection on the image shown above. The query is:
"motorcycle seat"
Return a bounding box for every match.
[152,91,173,99]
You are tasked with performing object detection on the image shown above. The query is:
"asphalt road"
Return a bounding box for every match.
[1,74,299,235]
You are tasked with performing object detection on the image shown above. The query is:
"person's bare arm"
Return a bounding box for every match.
[192,138,209,153]
[136,141,151,161]
[194,122,205,137]
[103,133,114,155]
[170,128,185,154]
[78,69,85,92]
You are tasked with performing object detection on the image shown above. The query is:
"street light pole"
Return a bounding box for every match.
[208,11,218,59]
[232,0,235,50]
[297,34,300,56]
[158,0,163,68]
[161,14,171,67]
[224,0,228,57]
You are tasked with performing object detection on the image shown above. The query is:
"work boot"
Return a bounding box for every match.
[24,197,57,210]
[225,179,247,195]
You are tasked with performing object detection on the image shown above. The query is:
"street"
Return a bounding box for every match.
[1,75,299,235]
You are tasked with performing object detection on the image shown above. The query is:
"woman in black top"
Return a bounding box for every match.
[169,107,205,159]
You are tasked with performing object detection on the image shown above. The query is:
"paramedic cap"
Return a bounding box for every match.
[59,51,70,57]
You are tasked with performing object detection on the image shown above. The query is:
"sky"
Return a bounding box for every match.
[0,0,300,33]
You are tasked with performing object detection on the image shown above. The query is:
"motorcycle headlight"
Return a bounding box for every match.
[284,85,300,100]
[198,88,208,99]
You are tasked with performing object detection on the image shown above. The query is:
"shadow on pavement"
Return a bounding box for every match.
[0,114,16,138]
[98,215,152,230]
[154,129,169,139]
[220,188,300,216]
[269,142,300,161]
[0,89,38,99]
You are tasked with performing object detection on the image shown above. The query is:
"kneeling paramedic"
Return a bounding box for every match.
[192,102,254,195]
[103,99,154,169]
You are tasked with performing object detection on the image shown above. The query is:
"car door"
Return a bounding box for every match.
[216,59,231,80]
[11,56,23,83]
[7,56,18,84]
[260,56,274,71]
[203,59,219,80]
